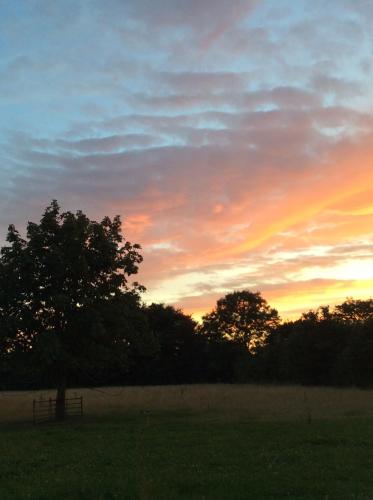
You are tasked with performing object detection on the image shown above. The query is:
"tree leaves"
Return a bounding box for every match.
[199,291,280,352]
[0,200,151,391]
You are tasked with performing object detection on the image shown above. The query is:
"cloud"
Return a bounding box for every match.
[1,0,373,320]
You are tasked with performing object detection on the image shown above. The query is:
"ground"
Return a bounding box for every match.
[1,385,373,499]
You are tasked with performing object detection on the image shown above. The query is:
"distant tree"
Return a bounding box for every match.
[145,303,206,383]
[332,298,373,323]
[301,305,332,323]
[0,200,152,418]
[333,318,373,387]
[199,291,280,352]
[282,317,348,385]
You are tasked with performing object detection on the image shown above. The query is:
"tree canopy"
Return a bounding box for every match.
[199,290,280,352]
[333,298,373,323]
[0,200,151,417]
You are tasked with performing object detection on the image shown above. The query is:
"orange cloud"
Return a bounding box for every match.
[129,132,373,319]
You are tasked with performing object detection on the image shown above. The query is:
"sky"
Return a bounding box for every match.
[1,0,373,321]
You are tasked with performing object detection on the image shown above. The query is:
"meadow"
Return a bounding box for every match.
[1,384,373,499]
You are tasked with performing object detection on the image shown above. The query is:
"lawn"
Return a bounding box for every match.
[1,411,373,499]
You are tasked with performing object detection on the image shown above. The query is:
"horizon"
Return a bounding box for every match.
[1,0,373,321]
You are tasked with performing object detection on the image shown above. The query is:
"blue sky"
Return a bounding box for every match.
[1,0,373,319]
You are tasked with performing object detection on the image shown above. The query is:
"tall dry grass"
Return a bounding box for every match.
[2,384,373,423]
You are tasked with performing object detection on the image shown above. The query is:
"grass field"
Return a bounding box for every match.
[2,385,373,499]
[2,384,373,423]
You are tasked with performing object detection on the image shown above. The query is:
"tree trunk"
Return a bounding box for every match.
[55,374,66,420]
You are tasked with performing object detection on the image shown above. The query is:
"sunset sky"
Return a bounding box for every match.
[1,0,373,321]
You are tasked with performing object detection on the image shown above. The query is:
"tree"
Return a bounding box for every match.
[0,200,150,418]
[333,318,373,387]
[145,303,207,383]
[301,305,332,323]
[332,298,373,323]
[199,290,280,352]
[273,316,348,386]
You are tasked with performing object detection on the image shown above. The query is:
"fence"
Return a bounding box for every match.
[33,396,83,424]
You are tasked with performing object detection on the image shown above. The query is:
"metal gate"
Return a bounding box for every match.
[33,396,83,423]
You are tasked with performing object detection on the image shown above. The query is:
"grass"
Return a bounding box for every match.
[2,385,373,499]
[1,412,373,499]
[3,383,373,423]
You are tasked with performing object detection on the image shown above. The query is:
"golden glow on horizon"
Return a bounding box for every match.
[123,134,373,321]
[186,280,373,324]
[268,280,373,321]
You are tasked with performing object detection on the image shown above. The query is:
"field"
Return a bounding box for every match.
[2,385,373,499]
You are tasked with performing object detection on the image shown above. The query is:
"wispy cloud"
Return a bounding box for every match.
[1,0,373,319]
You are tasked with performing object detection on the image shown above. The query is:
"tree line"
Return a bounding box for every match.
[1,202,373,416]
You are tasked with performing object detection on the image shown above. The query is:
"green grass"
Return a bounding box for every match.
[1,412,373,499]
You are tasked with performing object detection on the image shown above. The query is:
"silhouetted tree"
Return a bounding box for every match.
[0,200,150,418]
[199,291,280,352]
[301,305,332,323]
[332,298,373,323]
[333,317,373,387]
[280,317,348,385]
[145,304,207,383]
